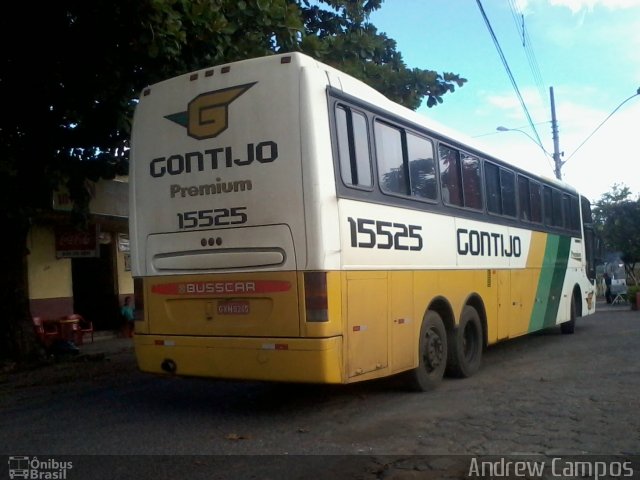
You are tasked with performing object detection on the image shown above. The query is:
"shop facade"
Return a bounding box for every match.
[27,179,135,331]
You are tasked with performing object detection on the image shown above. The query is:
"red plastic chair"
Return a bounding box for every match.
[67,314,94,345]
[32,316,61,347]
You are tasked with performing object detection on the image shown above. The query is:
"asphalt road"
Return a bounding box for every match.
[1,304,638,479]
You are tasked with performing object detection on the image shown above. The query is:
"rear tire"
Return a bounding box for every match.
[446,305,483,378]
[406,311,447,392]
[561,295,577,335]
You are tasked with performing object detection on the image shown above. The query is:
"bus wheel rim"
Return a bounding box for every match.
[425,328,444,371]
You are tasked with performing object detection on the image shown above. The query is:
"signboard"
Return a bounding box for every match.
[52,179,128,218]
[55,225,100,258]
[118,233,130,252]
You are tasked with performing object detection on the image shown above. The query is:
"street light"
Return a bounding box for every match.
[495,126,554,158]
[498,87,565,180]
[498,87,640,181]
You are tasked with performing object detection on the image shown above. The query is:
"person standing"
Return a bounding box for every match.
[120,296,135,337]
[603,272,612,304]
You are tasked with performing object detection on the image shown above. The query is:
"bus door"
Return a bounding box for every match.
[498,268,538,339]
[496,270,510,340]
[345,271,388,378]
[508,269,535,337]
[389,271,414,373]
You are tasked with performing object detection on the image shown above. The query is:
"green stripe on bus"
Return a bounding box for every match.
[529,235,571,332]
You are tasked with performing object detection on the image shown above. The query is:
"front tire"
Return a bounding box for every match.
[561,295,577,334]
[406,311,447,392]
[446,305,483,378]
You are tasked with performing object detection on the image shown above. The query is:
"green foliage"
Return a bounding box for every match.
[628,285,639,307]
[1,1,465,226]
[300,1,466,109]
[593,183,640,285]
[592,183,633,226]
[1,0,305,226]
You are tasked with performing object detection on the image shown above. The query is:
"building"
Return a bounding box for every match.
[27,178,136,331]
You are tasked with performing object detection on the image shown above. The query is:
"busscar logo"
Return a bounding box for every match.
[165,82,256,140]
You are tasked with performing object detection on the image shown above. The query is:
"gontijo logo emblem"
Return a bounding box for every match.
[164,82,256,140]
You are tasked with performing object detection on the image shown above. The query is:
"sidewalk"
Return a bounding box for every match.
[77,330,134,357]
[596,299,634,313]
[0,331,137,405]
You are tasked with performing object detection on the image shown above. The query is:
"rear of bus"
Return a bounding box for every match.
[129,53,345,383]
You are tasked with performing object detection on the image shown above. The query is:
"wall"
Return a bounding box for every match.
[27,225,74,318]
[116,241,134,299]
[29,178,134,322]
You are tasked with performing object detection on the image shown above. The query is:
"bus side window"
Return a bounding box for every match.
[543,185,553,226]
[552,189,563,227]
[530,180,542,223]
[518,175,531,221]
[335,105,372,189]
[406,133,437,200]
[438,144,463,206]
[461,153,483,210]
[581,195,593,224]
[484,161,501,214]
[375,120,408,195]
[570,195,580,231]
[500,168,516,217]
[562,194,572,230]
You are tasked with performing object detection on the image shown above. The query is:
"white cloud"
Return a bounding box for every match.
[558,99,640,200]
[549,0,640,13]
[487,87,545,113]
[483,87,550,135]
[472,85,640,200]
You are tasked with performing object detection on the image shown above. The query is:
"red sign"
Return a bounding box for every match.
[151,280,291,296]
[55,226,99,258]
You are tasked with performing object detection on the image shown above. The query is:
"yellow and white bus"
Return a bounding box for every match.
[129,52,596,391]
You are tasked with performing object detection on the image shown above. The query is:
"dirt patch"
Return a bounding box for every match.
[0,345,137,407]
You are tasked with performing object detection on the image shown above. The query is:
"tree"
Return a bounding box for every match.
[0,0,466,362]
[592,183,633,226]
[299,0,466,109]
[593,184,640,285]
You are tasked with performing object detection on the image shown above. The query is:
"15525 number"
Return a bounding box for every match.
[347,217,423,251]
[177,207,247,230]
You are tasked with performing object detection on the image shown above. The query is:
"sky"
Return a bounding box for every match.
[369,0,640,202]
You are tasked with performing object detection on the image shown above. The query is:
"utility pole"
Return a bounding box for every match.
[549,86,563,180]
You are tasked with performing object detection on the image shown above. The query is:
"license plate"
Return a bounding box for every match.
[217,301,250,315]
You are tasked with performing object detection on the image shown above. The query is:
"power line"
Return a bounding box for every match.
[507,0,546,104]
[476,0,544,150]
[564,89,640,163]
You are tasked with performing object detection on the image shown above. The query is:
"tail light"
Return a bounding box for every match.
[304,272,328,322]
[133,277,144,321]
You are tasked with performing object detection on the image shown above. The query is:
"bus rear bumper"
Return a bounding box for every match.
[134,334,344,384]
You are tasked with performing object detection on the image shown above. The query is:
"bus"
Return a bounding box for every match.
[129,52,597,391]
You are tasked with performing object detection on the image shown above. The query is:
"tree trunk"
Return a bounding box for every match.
[0,220,45,363]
